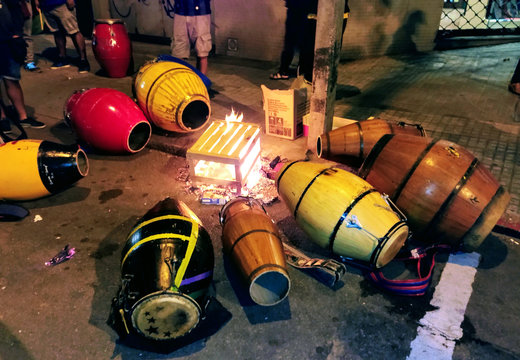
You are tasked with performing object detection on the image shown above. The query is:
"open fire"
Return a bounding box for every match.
[186,110,262,193]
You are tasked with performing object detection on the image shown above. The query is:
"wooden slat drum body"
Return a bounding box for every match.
[220,197,290,306]
[276,161,409,268]
[359,134,510,250]
[317,118,426,166]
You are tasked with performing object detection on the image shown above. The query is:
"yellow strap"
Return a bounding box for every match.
[308,12,349,20]
[174,222,199,288]
[121,232,192,268]
[126,214,191,238]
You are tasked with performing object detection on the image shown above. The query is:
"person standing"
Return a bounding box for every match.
[270,0,307,80]
[509,58,520,95]
[0,0,46,132]
[35,0,90,72]
[171,0,212,75]
[21,0,40,71]
[299,0,349,84]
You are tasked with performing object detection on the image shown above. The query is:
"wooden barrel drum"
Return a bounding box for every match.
[317,118,426,166]
[358,134,510,250]
[220,197,290,306]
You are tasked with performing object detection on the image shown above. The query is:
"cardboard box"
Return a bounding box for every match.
[261,85,309,140]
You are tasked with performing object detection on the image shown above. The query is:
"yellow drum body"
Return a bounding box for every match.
[276,161,409,268]
[134,61,211,132]
[0,140,89,201]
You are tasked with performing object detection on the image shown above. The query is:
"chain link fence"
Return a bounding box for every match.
[439,0,520,38]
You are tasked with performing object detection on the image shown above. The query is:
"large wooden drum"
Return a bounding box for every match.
[116,198,214,341]
[92,19,132,78]
[276,161,409,268]
[359,134,510,250]
[317,118,426,167]
[220,197,290,306]
[134,61,211,133]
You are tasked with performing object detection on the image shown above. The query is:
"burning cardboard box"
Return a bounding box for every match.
[186,111,261,193]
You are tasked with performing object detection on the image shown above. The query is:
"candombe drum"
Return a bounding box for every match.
[115,198,214,341]
[358,134,510,250]
[276,161,409,268]
[92,19,132,78]
[134,61,211,133]
[64,88,151,154]
[317,118,426,167]
[220,197,290,306]
[0,139,89,201]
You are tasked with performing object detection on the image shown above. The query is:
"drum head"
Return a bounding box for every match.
[131,291,201,340]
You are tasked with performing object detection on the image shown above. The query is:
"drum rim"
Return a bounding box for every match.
[130,290,201,340]
[95,18,125,25]
[219,196,266,225]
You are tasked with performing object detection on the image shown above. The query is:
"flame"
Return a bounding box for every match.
[194,160,236,181]
[225,108,244,123]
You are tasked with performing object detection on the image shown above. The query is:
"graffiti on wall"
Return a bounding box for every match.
[111,0,175,19]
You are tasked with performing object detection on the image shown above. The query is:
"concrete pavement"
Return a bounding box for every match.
[0,34,519,359]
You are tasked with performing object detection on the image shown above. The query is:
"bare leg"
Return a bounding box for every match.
[71,31,87,60]
[54,32,67,58]
[197,56,208,75]
[3,79,28,120]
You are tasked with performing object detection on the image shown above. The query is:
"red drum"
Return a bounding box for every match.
[64,88,151,154]
[92,19,132,78]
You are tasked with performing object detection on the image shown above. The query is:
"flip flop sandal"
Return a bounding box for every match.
[270,72,289,80]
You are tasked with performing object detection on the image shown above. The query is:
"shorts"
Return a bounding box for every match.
[0,42,22,81]
[172,14,212,58]
[43,4,80,35]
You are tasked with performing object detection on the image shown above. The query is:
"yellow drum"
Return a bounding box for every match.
[276,161,409,268]
[134,61,211,133]
[0,140,89,201]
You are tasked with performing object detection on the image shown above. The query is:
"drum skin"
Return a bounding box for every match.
[134,61,211,133]
[64,88,151,154]
[220,197,290,306]
[0,140,89,201]
[118,198,214,341]
[359,134,510,250]
[276,161,409,268]
[92,19,132,78]
[317,118,426,167]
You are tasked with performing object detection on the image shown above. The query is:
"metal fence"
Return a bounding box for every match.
[438,0,520,38]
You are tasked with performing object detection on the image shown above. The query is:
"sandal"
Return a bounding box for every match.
[270,72,289,80]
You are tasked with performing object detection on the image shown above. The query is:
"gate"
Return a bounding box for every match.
[438,0,520,38]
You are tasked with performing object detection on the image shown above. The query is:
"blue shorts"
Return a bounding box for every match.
[0,42,21,81]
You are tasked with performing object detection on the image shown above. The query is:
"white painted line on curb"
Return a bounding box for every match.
[406,251,481,360]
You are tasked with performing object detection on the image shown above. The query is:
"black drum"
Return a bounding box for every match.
[115,198,214,341]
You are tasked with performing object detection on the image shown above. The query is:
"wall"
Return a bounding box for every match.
[97,0,444,61]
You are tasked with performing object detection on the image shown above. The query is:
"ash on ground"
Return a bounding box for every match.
[176,157,282,205]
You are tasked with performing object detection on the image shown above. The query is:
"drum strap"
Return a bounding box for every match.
[0,202,29,221]
[342,244,451,296]
[283,241,346,288]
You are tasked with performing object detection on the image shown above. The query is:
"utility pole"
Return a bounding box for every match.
[307,0,345,153]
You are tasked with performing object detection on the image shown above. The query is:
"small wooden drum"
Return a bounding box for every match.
[220,197,290,306]
[276,161,409,268]
[317,118,426,167]
[116,198,214,341]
